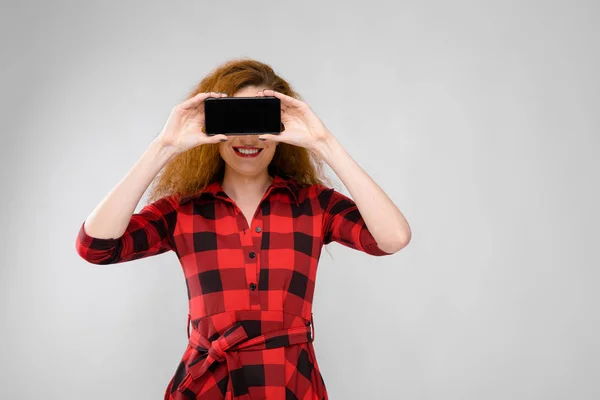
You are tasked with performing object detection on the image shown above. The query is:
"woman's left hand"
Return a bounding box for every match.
[256,89,334,151]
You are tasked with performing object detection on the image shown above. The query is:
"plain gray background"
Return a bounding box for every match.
[1,1,598,399]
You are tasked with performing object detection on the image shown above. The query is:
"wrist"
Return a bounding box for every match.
[310,133,339,160]
[150,138,179,165]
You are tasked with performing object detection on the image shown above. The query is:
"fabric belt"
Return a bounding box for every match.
[176,314,315,399]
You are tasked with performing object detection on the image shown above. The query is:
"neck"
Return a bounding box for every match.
[220,168,274,201]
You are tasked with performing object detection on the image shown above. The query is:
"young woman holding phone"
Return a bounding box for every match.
[75,58,411,400]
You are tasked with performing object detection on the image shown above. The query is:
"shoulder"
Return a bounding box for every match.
[300,183,344,210]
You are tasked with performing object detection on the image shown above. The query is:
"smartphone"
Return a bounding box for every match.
[204,96,282,135]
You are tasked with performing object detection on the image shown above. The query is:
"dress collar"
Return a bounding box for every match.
[178,174,300,206]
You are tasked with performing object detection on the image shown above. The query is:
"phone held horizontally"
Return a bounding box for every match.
[204,96,283,136]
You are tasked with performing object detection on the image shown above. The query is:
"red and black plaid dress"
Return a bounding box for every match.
[75,173,392,399]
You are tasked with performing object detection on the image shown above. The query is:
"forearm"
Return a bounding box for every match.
[311,134,411,252]
[83,138,178,239]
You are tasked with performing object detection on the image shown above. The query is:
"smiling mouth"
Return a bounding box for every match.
[233,146,263,157]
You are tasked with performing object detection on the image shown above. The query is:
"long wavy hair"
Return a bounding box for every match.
[147,57,334,204]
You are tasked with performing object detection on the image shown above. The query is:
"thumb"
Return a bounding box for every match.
[258,134,280,142]
[207,134,228,143]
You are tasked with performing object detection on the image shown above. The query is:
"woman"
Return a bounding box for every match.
[75,58,411,400]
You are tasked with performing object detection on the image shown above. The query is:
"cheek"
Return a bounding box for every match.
[218,144,230,158]
[264,146,277,158]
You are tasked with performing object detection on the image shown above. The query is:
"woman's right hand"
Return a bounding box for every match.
[157,91,229,154]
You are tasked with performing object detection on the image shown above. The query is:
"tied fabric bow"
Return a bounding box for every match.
[174,315,314,399]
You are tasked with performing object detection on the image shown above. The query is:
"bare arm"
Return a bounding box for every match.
[312,136,411,254]
[82,139,176,239]
[82,91,229,239]
[76,91,230,264]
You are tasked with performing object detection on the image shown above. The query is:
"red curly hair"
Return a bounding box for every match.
[147,57,334,204]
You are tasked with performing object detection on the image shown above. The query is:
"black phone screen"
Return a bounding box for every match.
[204,96,281,135]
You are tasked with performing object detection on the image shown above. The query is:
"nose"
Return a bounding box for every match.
[235,137,261,146]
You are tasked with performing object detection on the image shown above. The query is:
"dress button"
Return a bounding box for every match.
[255,226,261,233]
[249,283,257,291]
[249,252,256,258]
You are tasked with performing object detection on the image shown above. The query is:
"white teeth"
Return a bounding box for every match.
[236,148,260,155]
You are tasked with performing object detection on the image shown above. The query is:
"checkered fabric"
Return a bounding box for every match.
[75,173,392,399]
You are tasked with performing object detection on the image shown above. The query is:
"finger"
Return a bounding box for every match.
[180,92,214,110]
[258,90,290,122]
[180,91,222,110]
[205,134,229,143]
[257,89,291,114]
[262,89,305,109]
[258,133,283,142]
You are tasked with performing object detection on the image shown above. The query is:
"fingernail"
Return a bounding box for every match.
[220,139,227,142]
[259,138,266,141]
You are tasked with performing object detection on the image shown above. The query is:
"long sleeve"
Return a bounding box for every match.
[319,186,393,256]
[75,195,180,264]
